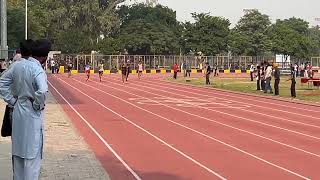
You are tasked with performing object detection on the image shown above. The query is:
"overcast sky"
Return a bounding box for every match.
[129,0,320,27]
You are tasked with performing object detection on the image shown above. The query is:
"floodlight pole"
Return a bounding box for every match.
[25,0,28,40]
[0,0,8,59]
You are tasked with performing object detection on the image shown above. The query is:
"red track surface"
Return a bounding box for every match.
[48,73,320,180]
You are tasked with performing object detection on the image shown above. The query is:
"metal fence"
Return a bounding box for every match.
[311,57,320,68]
[0,50,15,60]
[53,54,277,72]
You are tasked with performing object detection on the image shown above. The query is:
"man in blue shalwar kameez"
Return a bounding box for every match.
[0,39,51,180]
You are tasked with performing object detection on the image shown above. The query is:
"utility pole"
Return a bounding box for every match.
[0,0,8,60]
[25,0,27,39]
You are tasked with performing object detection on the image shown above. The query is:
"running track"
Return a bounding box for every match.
[48,73,320,180]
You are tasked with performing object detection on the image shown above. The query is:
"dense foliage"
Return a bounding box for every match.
[7,1,320,58]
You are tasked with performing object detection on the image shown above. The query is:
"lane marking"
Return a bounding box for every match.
[53,76,227,180]
[102,76,320,141]
[131,80,320,130]
[155,79,320,116]
[67,76,312,179]
[128,97,250,109]
[48,80,142,180]
[86,75,320,157]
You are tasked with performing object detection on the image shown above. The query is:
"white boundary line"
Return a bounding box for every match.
[106,73,320,114]
[85,76,320,157]
[52,76,227,180]
[128,97,250,109]
[156,79,320,115]
[47,81,142,180]
[131,80,320,129]
[98,76,320,141]
[65,76,312,179]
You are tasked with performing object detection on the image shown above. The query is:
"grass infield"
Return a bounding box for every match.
[168,76,320,103]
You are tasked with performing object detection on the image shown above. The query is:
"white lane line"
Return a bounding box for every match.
[48,80,142,180]
[53,76,227,180]
[68,76,311,180]
[131,80,320,129]
[156,79,320,116]
[89,76,320,158]
[149,82,320,125]
[101,76,320,141]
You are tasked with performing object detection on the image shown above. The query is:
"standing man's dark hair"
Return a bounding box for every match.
[32,39,51,64]
[20,39,34,58]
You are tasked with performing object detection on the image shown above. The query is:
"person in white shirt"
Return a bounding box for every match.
[85,64,91,82]
[50,59,55,74]
[138,62,143,80]
[264,64,273,94]
[98,62,104,82]
[250,63,255,81]
[294,63,298,78]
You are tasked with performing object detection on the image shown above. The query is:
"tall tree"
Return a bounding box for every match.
[269,18,312,60]
[231,10,271,56]
[309,26,320,56]
[184,13,230,56]
[113,4,181,55]
[7,5,25,49]
[7,0,123,52]
[47,0,124,53]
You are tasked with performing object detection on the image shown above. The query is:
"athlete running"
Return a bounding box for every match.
[67,61,73,78]
[138,61,143,80]
[85,64,91,82]
[98,62,104,82]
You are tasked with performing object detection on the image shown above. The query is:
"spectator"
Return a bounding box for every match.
[50,59,55,74]
[173,63,178,79]
[264,63,273,94]
[205,62,211,85]
[294,63,298,78]
[273,63,280,96]
[214,64,219,77]
[250,63,255,81]
[256,65,261,91]
[289,66,296,99]
[186,62,191,77]
[0,39,51,180]
[260,62,266,92]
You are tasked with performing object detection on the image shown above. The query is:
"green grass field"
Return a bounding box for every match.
[168,76,320,102]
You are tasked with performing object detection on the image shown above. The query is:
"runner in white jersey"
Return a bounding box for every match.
[138,62,143,80]
[98,62,104,82]
[85,64,91,82]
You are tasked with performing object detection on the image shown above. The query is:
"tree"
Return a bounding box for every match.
[184,13,230,56]
[47,0,124,52]
[227,30,249,56]
[53,29,93,54]
[97,37,121,54]
[231,10,271,56]
[7,0,49,49]
[309,26,320,56]
[282,17,309,35]
[269,21,297,60]
[7,0,124,52]
[115,4,181,55]
[7,5,25,49]
[269,18,312,60]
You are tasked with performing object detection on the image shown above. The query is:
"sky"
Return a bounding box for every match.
[128,0,320,27]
